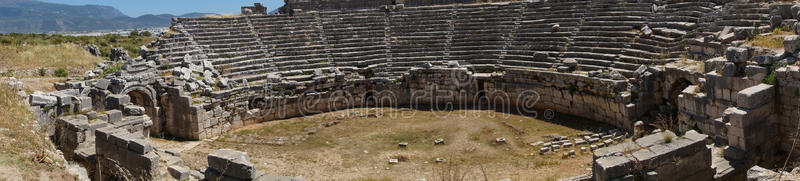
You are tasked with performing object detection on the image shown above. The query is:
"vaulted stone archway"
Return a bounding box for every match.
[122,85,161,136]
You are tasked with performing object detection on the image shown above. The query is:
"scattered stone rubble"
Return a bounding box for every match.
[535,129,625,157]
[746,166,800,181]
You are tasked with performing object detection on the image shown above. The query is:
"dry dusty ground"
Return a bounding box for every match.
[174,108,614,181]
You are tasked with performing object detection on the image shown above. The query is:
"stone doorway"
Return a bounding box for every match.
[127,89,160,136]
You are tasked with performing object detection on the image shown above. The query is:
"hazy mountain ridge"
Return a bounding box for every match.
[0,0,214,33]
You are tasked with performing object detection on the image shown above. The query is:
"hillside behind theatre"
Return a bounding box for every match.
[0,0,213,33]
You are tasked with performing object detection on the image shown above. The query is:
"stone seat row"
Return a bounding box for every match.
[161,0,729,88]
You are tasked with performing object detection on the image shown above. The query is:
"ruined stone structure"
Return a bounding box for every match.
[242,3,268,15]
[593,130,712,180]
[279,0,509,13]
[25,0,800,180]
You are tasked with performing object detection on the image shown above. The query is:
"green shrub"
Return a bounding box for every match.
[1,69,13,77]
[763,71,777,85]
[53,68,68,77]
[38,67,46,76]
[0,37,12,44]
[763,62,788,85]
[102,62,125,76]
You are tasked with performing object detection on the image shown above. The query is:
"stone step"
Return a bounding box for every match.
[588,11,651,17]
[720,14,769,21]
[648,21,697,30]
[583,16,648,22]
[714,19,769,27]
[520,18,583,25]
[579,26,636,32]
[391,47,447,54]
[501,59,555,68]
[661,6,715,14]
[568,46,661,58]
[582,21,647,27]
[652,28,687,38]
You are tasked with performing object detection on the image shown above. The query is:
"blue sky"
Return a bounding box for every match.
[38,0,285,17]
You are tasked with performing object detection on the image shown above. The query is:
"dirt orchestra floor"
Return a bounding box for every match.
[163,107,615,180]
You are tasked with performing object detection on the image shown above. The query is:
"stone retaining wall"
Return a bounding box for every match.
[492,69,640,130]
[95,126,159,180]
[166,67,650,139]
[777,66,800,157]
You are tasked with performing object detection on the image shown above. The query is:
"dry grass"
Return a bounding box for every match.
[0,84,74,180]
[746,28,787,50]
[0,43,102,71]
[19,78,66,93]
[741,28,794,51]
[181,108,607,180]
[748,35,784,50]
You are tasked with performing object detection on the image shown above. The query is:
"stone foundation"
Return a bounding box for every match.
[95,127,159,180]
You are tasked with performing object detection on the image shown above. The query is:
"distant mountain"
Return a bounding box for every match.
[0,0,216,33]
[180,13,218,18]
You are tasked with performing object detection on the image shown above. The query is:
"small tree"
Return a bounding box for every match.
[54,68,68,77]
[38,67,46,77]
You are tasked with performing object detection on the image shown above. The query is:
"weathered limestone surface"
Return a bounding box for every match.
[206,149,256,180]
[205,149,304,181]
[95,126,158,180]
[736,84,774,109]
[592,131,711,181]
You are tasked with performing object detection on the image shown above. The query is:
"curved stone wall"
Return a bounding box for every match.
[139,0,774,140]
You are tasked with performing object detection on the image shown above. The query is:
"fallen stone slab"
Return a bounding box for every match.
[530,141,544,147]
[168,165,190,181]
[434,138,445,145]
[540,147,550,155]
[747,166,779,181]
[123,105,146,116]
[207,149,256,180]
[495,137,507,144]
[29,93,57,107]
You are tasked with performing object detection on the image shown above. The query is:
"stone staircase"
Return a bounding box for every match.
[505,0,589,70]
[388,5,453,77]
[153,0,744,94]
[450,3,520,73]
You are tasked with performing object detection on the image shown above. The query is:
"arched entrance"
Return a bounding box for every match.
[667,78,693,113]
[364,92,376,107]
[122,85,161,136]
